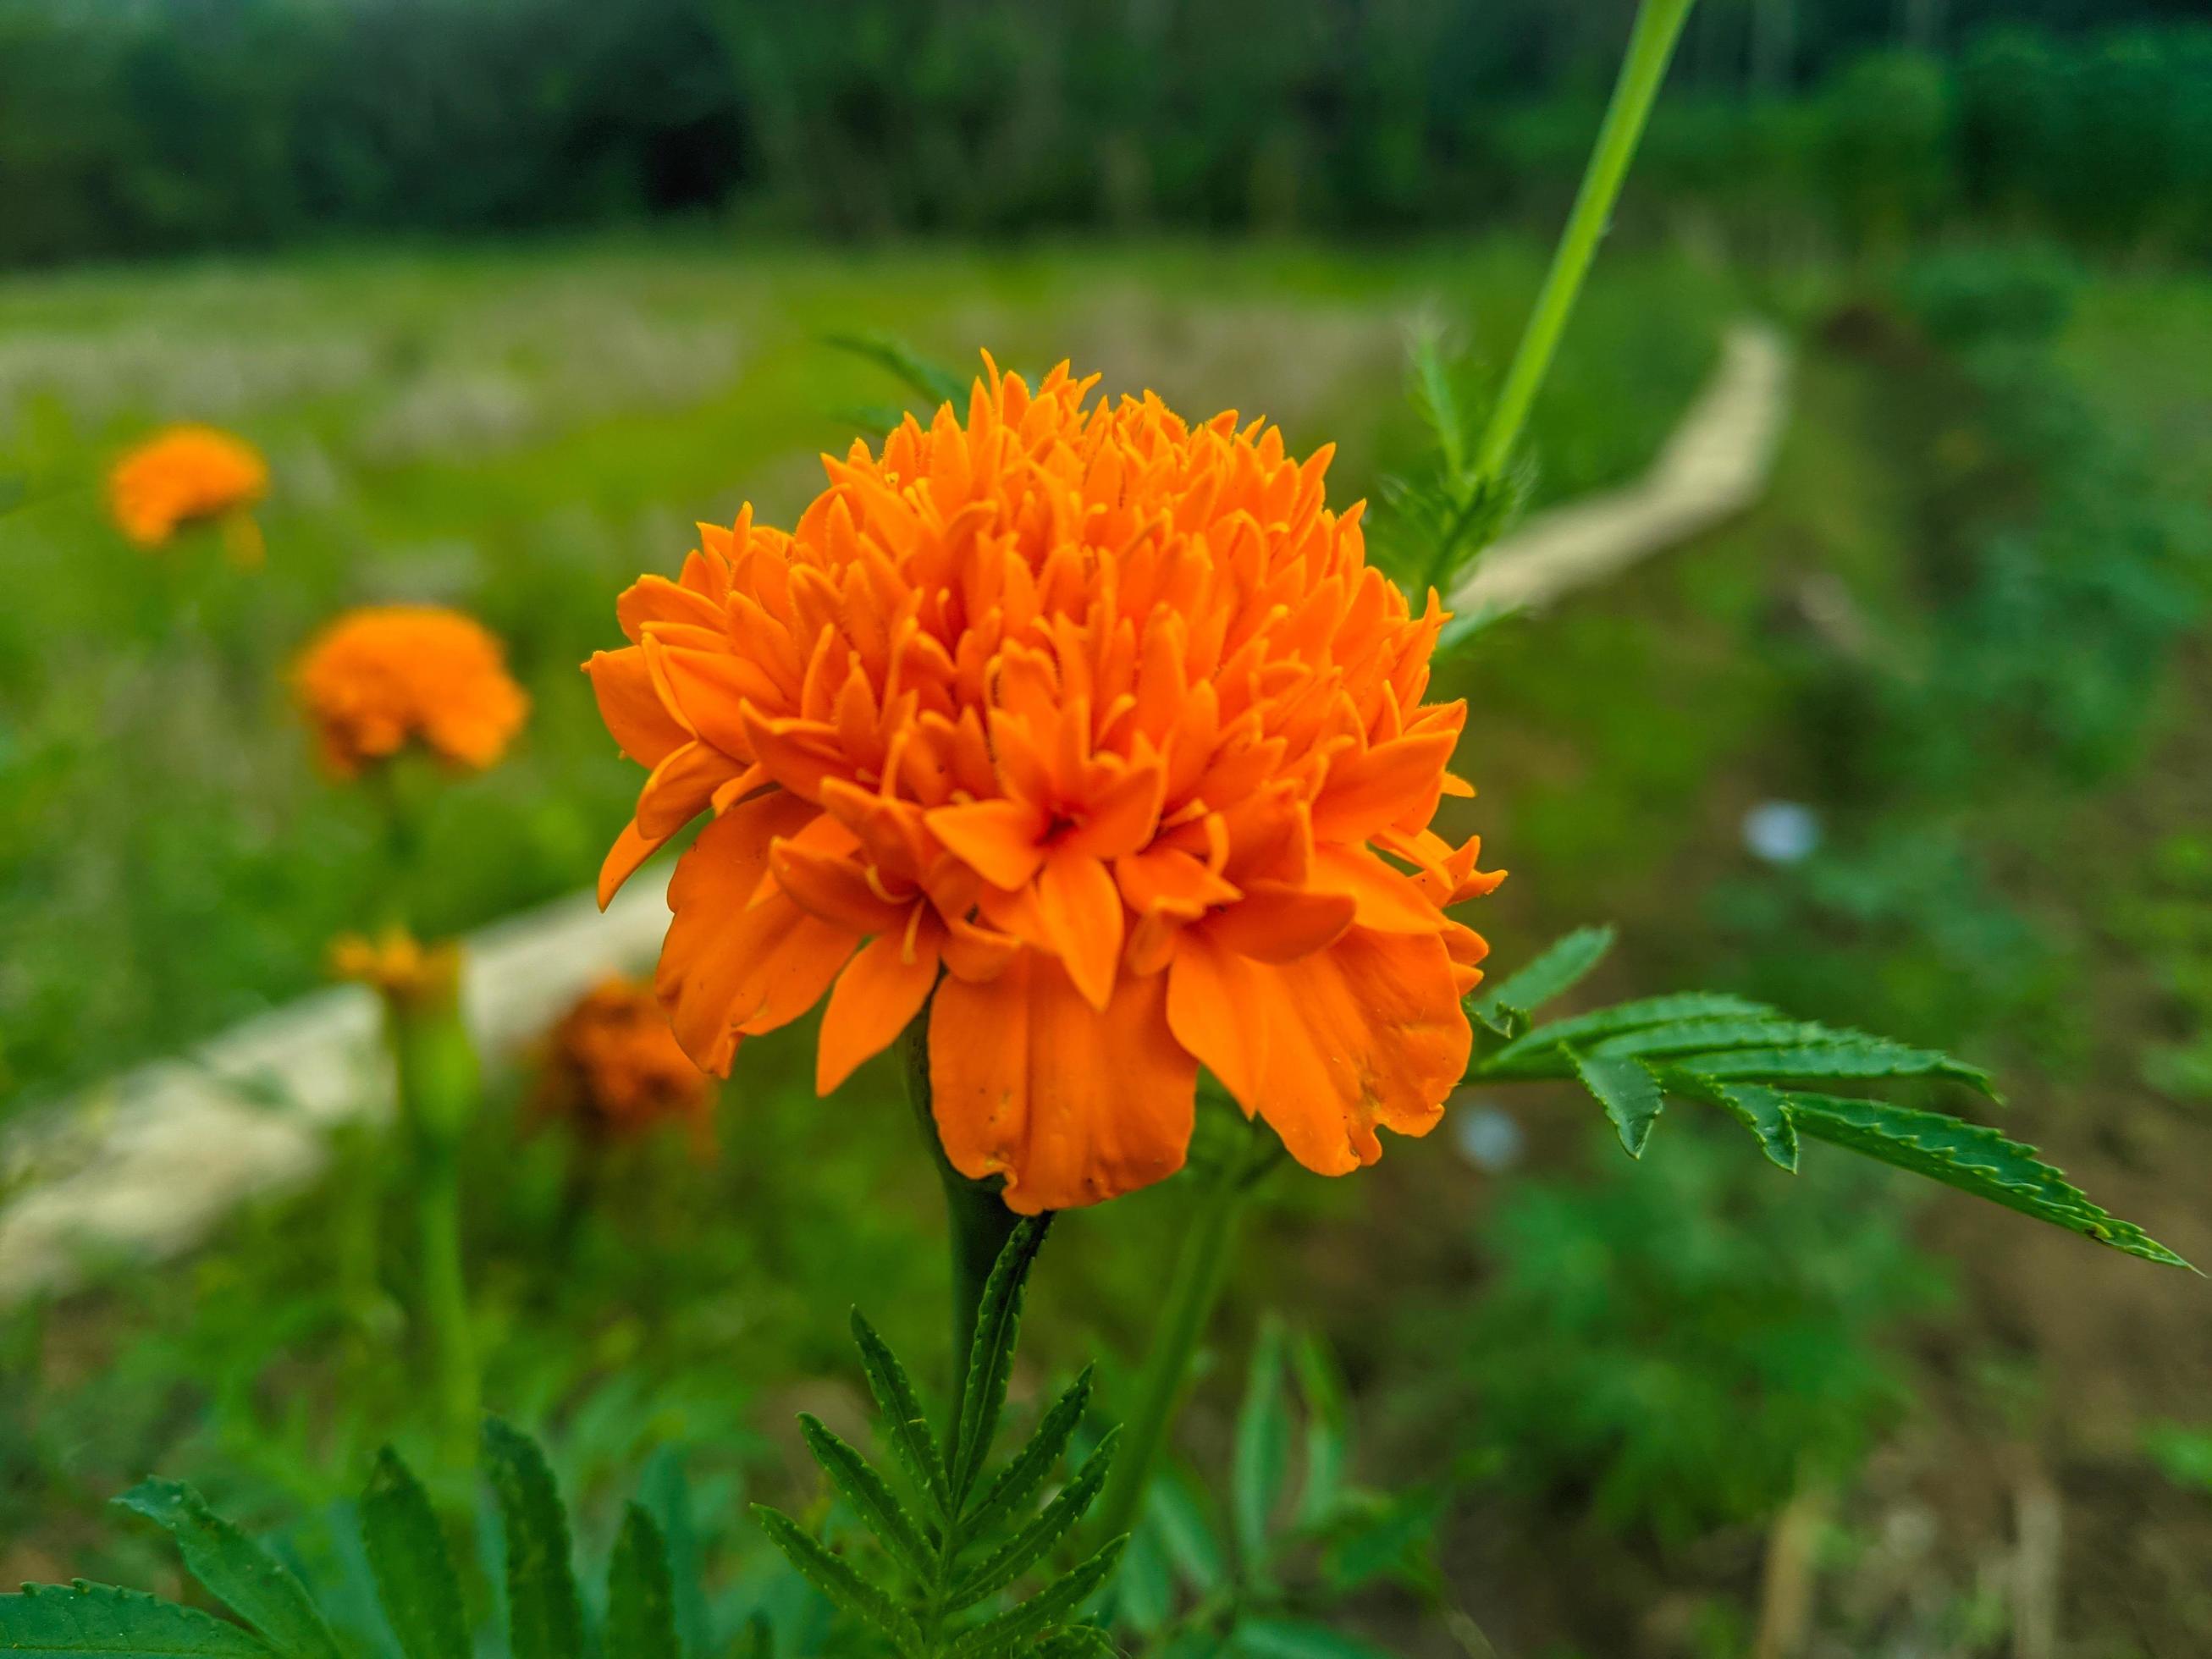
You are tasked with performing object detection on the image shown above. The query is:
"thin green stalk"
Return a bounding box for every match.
[901,1016,1022,1408]
[1470,0,1700,486]
[385,976,483,1464]
[1091,1122,1270,1545]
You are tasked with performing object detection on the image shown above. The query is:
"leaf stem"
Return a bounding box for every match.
[1470,0,1699,486]
[1090,1120,1269,1546]
[901,1015,1022,1411]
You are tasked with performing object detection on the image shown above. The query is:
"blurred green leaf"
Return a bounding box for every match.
[359,1450,468,1659]
[1291,1337,1350,1529]
[1229,1620,1399,1659]
[0,1584,275,1659]
[1145,1477,1226,1597]
[482,1419,584,1659]
[114,1481,342,1659]
[604,1505,678,1659]
[1232,1322,1293,1580]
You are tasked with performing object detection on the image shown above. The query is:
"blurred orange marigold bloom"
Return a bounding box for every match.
[330,929,461,1006]
[108,424,269,557]
[538,978,714,1150]
[295,605,529,777]
[590,360,1502,1212]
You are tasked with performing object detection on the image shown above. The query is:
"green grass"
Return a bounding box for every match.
[0,234,1730,1110]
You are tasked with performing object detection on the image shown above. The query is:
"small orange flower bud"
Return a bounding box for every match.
[295,606,529,777]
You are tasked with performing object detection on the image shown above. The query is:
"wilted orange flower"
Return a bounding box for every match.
[538,978,714,1150]
[108,424,269,560]
[331,929,461,1006]
[590,360,1502,1212]
[295,606,530,777]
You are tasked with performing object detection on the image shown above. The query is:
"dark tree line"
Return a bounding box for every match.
[0,0,2204,266]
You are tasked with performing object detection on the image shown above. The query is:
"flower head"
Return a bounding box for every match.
[108,424,269,559]
[591,361,1502,1212]
[295,605,530,777]
[331,929,461,1007]
[537,978,714,1150]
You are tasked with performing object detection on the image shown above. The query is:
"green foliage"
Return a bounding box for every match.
[1439,1125,1941,1545]
[4,1425,692,1659]
[753,1217,1125,1656]
[1371,331,1531,609]
[1470,928,2189,1268]
[1114,1328,1449,1649]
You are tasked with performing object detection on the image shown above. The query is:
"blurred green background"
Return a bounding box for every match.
[3,3,2210,1656]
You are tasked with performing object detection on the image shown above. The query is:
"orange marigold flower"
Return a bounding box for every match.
[108,424,269,559]
[295,605,530,777]
[537,978,714,1150]
[590,360,1503,1213]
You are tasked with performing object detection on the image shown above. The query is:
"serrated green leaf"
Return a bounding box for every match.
[946,1538,1124,1658]
[358,1448,468,1659]
[1783,1091,2192,1267]
[1689,1040,1994,1097]
[1232,1321,1292,1579]
[635,1449,709,1659]
[113,1482,341,1659]
[947,1430,1117,1612]
[1569,1050,1666,1157]
[0,1585,273,1659]
[750,1507,920,1656]
[604,1505,678,1659]
[1658,1071,1799,1171]
[1291,1337,1349,1529]
[1228,1619,1400,1659]
[1478,992,1779,1073]
[1586,1017,1851,1059]
[961,1367,1093,1543]
[850,1310,951,1520]
[952,1215,1052,1502]
[1469,927,1614,1023]
[796,1416,933,1583]
[1034,1629,1119,1659]
[481,1419,584,1659]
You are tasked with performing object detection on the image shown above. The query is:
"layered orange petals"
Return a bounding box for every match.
[591,360,1503,1210]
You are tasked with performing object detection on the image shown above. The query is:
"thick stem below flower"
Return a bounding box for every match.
[901,1012,1023,1411]
[1091,1117,1271,1546]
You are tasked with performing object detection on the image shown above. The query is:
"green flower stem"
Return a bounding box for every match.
[1091,1120,1272,1546]
[1470,0,1700,485]
[901,1016,1022,1408]
[383,974,483,1464]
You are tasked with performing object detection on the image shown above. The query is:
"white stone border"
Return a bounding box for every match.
[0,318,1791,1306]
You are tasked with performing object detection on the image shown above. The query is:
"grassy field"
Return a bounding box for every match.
[0,235,1732,1111]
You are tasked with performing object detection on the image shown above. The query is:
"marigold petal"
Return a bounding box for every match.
[1034,848,1124,1011]
[1308,728,1459,843]
[1201,880,1356,963]
[1307,845,1444,934]
[1164,929,1271,1106]
[636,741,743,841]
[927,797,1048,890]
[770,839,909,934]
[658,791,819,1072]
[929,951,1194,1213]
[587,648,689,768]
[1244,927,1470,1175]
[818,928,941,1094]
[598,818,665,909]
